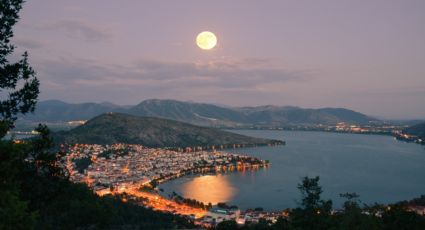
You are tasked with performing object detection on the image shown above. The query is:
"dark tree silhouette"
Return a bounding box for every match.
[216,220,238,230]
[0,0,39,138]
[290,176,333,230]
[297,176,331,211]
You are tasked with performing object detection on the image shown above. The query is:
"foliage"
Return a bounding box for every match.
[380,204,425,230]
[407,195,425,206]
[1,2,425,230]
[0,123,195,229]
[73,156,92,174]
[232,178,425,230]
[216,220,238,230]
[332,193,381,230]
[0,0,39,138]
[288,176,333,230]
[172,193,212,210]
[0,2,193,229]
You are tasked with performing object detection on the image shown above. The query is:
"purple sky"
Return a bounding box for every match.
[12,0,425,119]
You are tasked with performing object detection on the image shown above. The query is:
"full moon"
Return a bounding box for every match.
[196,31,217,50]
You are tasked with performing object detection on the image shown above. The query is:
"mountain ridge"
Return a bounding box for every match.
[23,99,378,126]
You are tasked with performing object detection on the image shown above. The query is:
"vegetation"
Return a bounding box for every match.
[0,0,39,138]
[98,146,130,159]
[1,2,424,230]
[171,192,213,210]
[404,122,425,139]
[54,112,284,147]
[0,2,193,229]
[407,195,425,206]
[73,157,92,174]
[214,177,425,230]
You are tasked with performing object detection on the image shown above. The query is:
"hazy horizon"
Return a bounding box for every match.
[12,0,425,120]
[36,98,423,121]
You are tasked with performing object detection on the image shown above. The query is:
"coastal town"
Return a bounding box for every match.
[393,130,425,145]
[61,143,286,226]
[248,122,405,135]
[60,142,425,227]
[62,143,269,191]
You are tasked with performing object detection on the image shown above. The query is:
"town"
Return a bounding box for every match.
[240,122,405,135]
[61,143,425,228]
[61,143,287,226]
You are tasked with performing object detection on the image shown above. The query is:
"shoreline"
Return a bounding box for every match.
[63,143,270,218]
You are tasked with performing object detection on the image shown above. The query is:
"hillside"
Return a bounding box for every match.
[126,99,377,126]
[404,122,425,139]
[54,113,283,147]
[235,106,375,126]
[22,99,378,127]
[22,100,122,121]
[127,99,247,127]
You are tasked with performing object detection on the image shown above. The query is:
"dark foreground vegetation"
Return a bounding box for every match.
[1,1,193,229]
[216,176,425,230]
[0,129,194,229]
[1,1,424,230]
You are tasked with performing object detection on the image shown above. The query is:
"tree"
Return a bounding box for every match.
[336,193,381,230]
[0,0,39,138]
[381,204,425,230]
[290,176,333,230]
[0,1,40,228]
[297,176,321,210]
[297,176,332,213]
[216,220,238,230]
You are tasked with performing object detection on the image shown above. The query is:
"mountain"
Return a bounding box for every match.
[22,100,122,121]
[23,99,378,127]
[127,99,247,127]
[127,99,377,126]
[404,122,425,139]
[234,106,375,126]
[54,113,283,147]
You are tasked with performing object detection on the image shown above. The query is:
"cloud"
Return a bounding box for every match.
[12,37,44,49]
[38,57,307,86]
[34,56,312,104]
[34,19,111,42]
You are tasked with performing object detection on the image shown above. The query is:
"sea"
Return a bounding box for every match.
[159,130,425,210]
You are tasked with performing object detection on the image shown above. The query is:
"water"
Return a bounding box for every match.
[159,130,425,210]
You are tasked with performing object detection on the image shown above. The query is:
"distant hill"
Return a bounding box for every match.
[54,113,283,147]
[127,99,247,127]
[234,106,375,126]
[23,99,378,127]
[404,122,425,139]
[22,100,122,121]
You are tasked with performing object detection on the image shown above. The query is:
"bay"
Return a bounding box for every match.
[159,130,425,210]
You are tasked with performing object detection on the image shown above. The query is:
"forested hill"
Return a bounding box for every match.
[404,122,425,139]
[54,112,283,147]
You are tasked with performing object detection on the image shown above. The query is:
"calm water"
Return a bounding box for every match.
[160,130,425,210]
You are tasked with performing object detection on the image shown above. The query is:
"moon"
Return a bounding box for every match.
[196,31,217,50]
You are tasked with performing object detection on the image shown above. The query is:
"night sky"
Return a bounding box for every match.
[12,0,425,119]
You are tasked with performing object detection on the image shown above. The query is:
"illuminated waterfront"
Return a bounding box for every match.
[62,143,267,218]
[170,174,237,205]
[160,130,425,210]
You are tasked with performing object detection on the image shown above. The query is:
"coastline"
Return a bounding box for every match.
[62,143,270,218]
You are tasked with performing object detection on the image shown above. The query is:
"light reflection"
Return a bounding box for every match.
[180,174,237,204]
